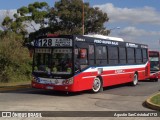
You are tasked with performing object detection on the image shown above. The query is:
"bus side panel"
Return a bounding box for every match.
[102,70,133,86]
[138,63,150,80]
[146,62,150,79]
[73,72,96,91]
[102,65,149,86]
[158,71,160,79]
[73,64,150,91]
[102,70,122,86]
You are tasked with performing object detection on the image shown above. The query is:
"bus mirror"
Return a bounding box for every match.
[79,49,87,59]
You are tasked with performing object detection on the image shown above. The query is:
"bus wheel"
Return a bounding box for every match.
[92,77,102,93]
[131,74,138,86]
[154,79,158,82]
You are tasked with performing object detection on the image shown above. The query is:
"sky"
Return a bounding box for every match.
[0,0,160,50]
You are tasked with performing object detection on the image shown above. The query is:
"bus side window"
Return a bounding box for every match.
[79,49,87,59]
[88,45,95,65]
[127,48,135,64]
[135,49,142,63]
[108,46,118,65]
[119,47,127,64]
[96,46,107,65]
[142,49,148,63]
[77,48,88,65]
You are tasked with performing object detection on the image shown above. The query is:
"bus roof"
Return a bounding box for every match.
[84,34,124,42]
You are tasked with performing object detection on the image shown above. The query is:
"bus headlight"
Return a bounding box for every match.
[62,77,74,85]
[32,76,37,82]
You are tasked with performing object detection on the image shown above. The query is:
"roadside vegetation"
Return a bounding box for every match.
[0,32,32,83]
[150,93,160,105]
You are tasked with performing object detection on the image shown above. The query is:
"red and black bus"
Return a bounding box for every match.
[149,51,160,81]
[30,34,150,93]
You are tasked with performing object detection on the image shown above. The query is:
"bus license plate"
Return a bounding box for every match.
[46,86,53,90]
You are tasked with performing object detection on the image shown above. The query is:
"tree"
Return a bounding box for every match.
[2,15,27,36]
[16,2,49,29]
[0,32,32,82]
[1,0,110,41]
[0,30,3,36]
[1,2,49,37]
[49,0,109,35]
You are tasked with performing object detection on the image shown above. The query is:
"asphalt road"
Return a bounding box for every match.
[0,80,159,120]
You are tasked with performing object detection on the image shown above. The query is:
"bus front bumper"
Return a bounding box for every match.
[32,81,75,92]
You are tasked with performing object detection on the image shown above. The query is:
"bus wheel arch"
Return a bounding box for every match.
[92,76,103,93]
[131,72,138,86]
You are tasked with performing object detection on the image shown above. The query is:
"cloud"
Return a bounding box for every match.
[0,9,17,24]
[115,26,160,50]
[94,3,160,50]
[0,9,40,32]
[95,3,160,25]
[119,26,160,37]
[0,9,17,30]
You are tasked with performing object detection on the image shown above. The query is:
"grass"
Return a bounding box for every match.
[150,93,160,106]
[0,81,30,88]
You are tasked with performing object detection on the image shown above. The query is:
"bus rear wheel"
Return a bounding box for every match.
[92,77,102,93]
[131,73,138,86]
[154,78,158,82]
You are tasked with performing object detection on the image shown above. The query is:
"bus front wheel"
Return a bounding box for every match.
[154,79,158,82]
[92,77,102,93]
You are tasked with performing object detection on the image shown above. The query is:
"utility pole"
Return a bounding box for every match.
[82,0,84,35]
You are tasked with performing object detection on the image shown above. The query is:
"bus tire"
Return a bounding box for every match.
[154,79,158,82]
[92,77,102,93]
[131,73,138,86]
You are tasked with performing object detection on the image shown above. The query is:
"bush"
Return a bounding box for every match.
[0,32,32,83]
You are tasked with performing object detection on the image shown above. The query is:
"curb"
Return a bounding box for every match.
[0,84,31,92]
[145,92,160,111]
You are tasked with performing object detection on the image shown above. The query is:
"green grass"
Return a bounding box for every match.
[0,81,30,88]
[150,93,160,105]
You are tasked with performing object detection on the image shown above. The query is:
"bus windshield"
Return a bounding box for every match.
[52,48,72,74]
[149,57,159,71]
[34,48,52,73]
[33,48,72,74]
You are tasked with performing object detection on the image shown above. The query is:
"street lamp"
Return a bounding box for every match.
[108,27,120,35]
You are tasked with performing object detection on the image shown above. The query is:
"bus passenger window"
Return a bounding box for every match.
[79,49,87,59]
[142,49,148,63]
[76,48,88,65]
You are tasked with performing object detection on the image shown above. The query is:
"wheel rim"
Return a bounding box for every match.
[133,74,138,85]
[92,78,101,92]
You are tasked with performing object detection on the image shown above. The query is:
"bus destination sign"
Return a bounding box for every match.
[35,38,72,47]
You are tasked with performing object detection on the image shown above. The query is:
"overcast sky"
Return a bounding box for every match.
[0,0,160,50]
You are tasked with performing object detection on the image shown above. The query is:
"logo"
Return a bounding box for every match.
[126,43,138,48]
[1,112,42,118]
[2,112,11,117]
[55,79,59,84]
[75,37,85,42]
[115,69,124,74]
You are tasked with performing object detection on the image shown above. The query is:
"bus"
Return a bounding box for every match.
[149,51,160,82]
[30,34,150,93]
